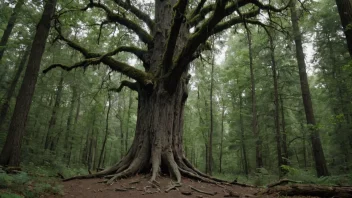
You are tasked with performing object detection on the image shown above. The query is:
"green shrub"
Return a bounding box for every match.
[0,192,23,198]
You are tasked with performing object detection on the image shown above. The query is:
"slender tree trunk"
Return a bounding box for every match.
[280,95,289,165]
[0,0,25,62]
[290,0,329,177]
[0,0,57,166]
[239,88,249,176]
[98,93,111,169]
[268,32,283,177]
[125,90,133,152]
[335,0,352,57]
[247,29,263,169]
[0,45,30,131]
[219,99,225,173]
[44,72,64,150]
[50,109,65,151]
[208,50,214,176]
[64,85,77,163]
[301,122,308,169]
[119,115,124,159]
[69,93,80,166]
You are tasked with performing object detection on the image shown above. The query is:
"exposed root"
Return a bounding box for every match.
[266,179,302,188]
[150,146,161,182]
[165,182,181,193]
[143,184,161,195]
[107,168,132,184]
[190,185,218,196]
[148,180,161,188]
[179,167,218,184]
[62,165,119,181]
[163,151,182,183]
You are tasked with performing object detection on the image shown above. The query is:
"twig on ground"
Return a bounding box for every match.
[129,180,140,184]
[115,187,128,191]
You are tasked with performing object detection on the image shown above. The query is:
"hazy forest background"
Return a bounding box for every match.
[1,0,352,197]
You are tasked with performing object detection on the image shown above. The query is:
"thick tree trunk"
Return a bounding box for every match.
[336,0,352,57]
[0,45,30,131]
[290,0,329,177]
[247,29,263,169]
[0,0,24,62]
[0,0,57,166]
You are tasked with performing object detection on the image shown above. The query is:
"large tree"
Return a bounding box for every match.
[0,0,57,166]
[290,0,329,176]
[45,0,290,184]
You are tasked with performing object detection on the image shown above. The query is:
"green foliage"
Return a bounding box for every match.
[0,193,23,198]
[0,170,63,198]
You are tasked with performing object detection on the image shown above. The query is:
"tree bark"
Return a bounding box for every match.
[290,0,329,177]
[247,29,263,169]
[125,90,133,152]
[219,98,225,173]
[336,0,352,57]
[268,31,283,176]
[64,85,77,164]
[0,45,30,131]
[208,49,214,176]
[0,0,57,166]
[239,87,249,176]
[0,0,25,62]
[280,95,289,165]
[98,93,111,169]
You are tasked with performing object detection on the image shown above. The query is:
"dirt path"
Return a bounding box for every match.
[53,175,263,198]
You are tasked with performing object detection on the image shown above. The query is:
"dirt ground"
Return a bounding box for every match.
[53,175,266,198]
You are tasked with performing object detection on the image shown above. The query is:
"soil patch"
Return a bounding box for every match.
[52,175,260,198]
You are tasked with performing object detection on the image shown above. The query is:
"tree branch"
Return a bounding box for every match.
[104,46,148,65]
[90,2,152,45]
[189,0,291,27]
[42,59,100,74]
[189,0,207,19]
[48,28,153,87]
[113,0,155,30]
[166,0,229,92]
[162,0,188,72]
[109,80,138,92]
[212,9,260,35]
[248,0,292,12]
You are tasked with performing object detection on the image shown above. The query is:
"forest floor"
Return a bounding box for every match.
[2,167,352,197]
[47,174,329,198]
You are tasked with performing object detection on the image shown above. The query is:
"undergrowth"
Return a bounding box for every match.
[215,165,352,187]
